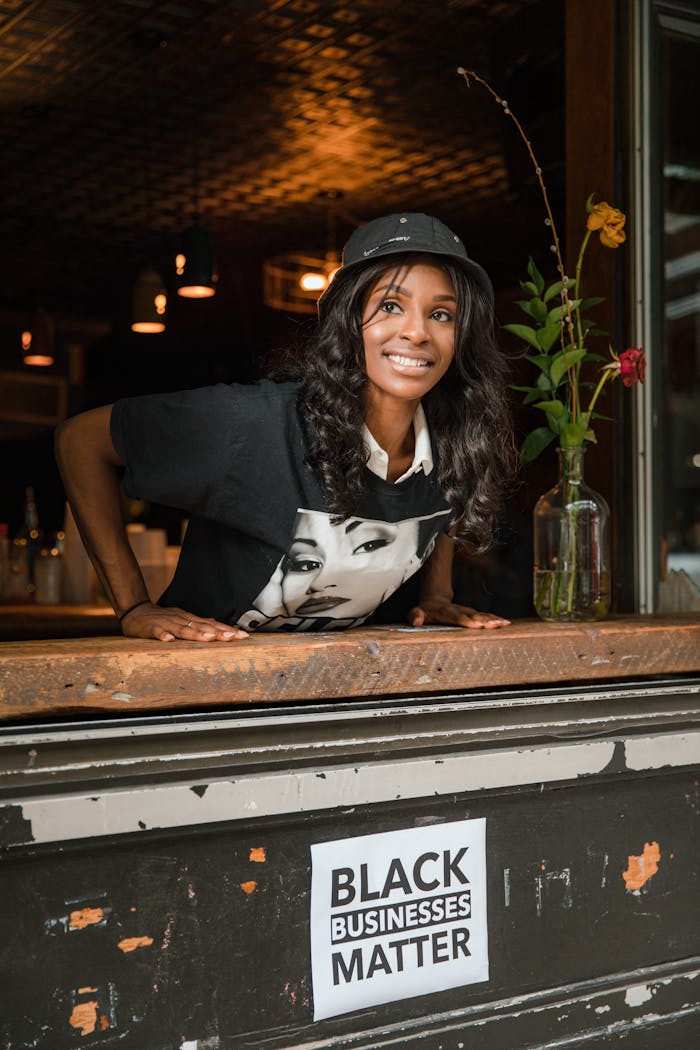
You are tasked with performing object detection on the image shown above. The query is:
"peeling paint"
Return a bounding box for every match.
[69,907,105,930]
[249,847,266,863]
[110,691,133,701]
[503,867,511,908]
[117,935,154,953]
[594,1004,611,1014]
[77,986,97,994]
[240,880,257,895]
[625,983,654,1007]
[623,841,661,891]
[69,1001,98,1036]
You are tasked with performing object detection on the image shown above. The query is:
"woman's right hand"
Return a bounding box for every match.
[120,602,249,642]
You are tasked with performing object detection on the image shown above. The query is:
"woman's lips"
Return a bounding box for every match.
[296,595,351,615]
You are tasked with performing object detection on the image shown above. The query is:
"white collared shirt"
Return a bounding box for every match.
[362,402,434,484]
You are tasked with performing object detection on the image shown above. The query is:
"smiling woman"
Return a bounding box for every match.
[55,213,516,641]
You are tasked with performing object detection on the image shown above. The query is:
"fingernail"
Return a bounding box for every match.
[201,632,215,640]
[222,631,235,639]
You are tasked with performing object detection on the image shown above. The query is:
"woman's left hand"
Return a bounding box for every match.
[408,599,510,630]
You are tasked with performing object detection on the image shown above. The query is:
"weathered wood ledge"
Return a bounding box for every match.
[1,615,699,722]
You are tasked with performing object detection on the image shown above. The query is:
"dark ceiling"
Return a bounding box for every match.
[0,0,563,325]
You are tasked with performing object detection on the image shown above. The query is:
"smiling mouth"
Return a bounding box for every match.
[296,595,352,615]
[384,353,433,368]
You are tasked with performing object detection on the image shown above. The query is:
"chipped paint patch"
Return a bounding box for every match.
[69,1001,98,1035]
[110,691,133,702]
[623,841,661,891]
[249,846,266,862]
[594,1004,611,1014]
[625,983,654,1007]
[240,880,257,895]
[117,935,154,953]
[69,907,105,930]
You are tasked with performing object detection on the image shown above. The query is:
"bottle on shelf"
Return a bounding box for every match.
[19,486,42,598]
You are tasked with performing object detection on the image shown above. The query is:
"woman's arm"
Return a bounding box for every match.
[408,533,510,629]
[55,406,246,642]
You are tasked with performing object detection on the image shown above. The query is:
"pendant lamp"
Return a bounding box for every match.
[22,306,55,366]
[175,218,217,298]
[131,268,167,333]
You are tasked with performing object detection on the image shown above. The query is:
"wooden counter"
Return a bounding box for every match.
[1,615,699,1048]
[1,614,698,722]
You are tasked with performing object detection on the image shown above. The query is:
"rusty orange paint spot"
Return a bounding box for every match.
[249,847,266,863]
[100,1015,110,1031]
[623,841,661,891]
[117,935,154,953]
[69,907,105,930]
[69,1001,98,1036]
[77,986,97,995]
[240,880,257,894]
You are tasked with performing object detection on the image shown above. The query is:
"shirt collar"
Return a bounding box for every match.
[363,402,434,484]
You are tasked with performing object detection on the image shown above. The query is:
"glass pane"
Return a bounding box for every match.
[661,15,700,596]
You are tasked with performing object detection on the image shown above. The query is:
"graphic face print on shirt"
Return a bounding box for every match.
[237,507,449,632]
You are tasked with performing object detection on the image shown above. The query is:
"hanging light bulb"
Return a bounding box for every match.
[22,307,55,366]
[131,268,167,333]
[175,221,217,298]
[299,270,328,293]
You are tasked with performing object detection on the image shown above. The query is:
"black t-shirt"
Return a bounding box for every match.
[111,381,450,631]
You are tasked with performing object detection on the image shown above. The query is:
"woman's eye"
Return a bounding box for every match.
[431,308,453,322]
[380,299,401,314]
[284,555,322,573]
[353,538,391,554]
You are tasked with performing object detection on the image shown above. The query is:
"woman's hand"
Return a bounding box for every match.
[121,602,248,642]
[408,599,510,630]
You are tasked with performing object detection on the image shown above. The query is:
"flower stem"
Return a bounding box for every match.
[457,68,579,411]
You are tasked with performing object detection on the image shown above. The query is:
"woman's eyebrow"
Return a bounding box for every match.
[373,284,456,302]
[291,538,318,548]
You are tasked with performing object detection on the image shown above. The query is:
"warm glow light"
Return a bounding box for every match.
[175,253,186,276]
[154,293,167,315]
[327,266,340,284]
[21,327,54,366]
[692,452,700,469]
[177,284,216,298]
[299,271,328,292]
[131,321,166,333]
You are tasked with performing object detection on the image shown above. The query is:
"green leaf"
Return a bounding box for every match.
[543,280,565,303]
[525,352,553,374]
[536,322,563,352]
[527,257,545,295]
[502,322,542,351]
[510,383,539,393]
[519,280,539,297]
[523,389,543,405]
[533,399,566,417]
[550,348,587,387]
[515,298,549,324]
[579,296,605,310]
[560,421,588,447]
[521,426,557,462]
[547,299,581,323]
[536,372,553,392]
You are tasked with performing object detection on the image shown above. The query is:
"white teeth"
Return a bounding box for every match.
[386,354,430,367]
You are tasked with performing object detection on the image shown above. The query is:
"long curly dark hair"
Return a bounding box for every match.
[298,253,516,551]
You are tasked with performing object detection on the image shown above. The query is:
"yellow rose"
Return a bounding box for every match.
[586,201,626,248]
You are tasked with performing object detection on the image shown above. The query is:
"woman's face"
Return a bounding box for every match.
[360,258,457,409]
[280,511,420,618]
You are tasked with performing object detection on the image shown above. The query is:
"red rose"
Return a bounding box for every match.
[618,347,646,387]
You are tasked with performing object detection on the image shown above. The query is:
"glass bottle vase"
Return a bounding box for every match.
[533,448,610,622]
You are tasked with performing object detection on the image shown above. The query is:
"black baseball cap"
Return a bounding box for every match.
[324,212,493,304]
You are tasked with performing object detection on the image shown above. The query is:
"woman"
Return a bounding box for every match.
[55,212,515,641]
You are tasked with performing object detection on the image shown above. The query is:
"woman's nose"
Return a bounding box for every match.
[399,308,428,343]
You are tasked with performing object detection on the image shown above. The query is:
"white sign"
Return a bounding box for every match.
[310,818,488,1020]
